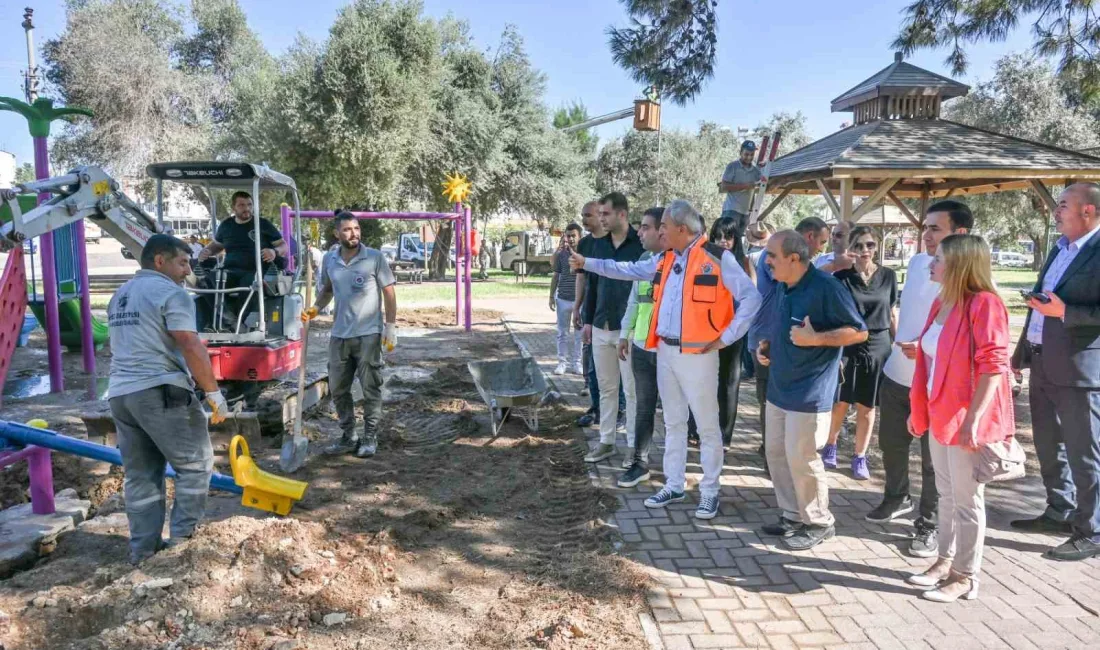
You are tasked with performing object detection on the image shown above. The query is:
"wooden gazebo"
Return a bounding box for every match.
[757,52,1100,228]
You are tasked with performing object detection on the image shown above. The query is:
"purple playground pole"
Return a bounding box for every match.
[453,204,462,327]
[280,204,295,273]
[27,447,55,515]
[34,136,63,392]
[75,219,95,375]
[464,206,472,332]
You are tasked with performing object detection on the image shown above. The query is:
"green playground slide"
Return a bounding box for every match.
[29,298,109,350]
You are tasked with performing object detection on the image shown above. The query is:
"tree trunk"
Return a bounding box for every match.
[429,221,454,281]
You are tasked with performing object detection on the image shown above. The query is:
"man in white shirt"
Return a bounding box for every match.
[867,201,971,559]
[813,220,853,272]
[570,199,761,520]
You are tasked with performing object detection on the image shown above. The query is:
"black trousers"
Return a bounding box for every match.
[688,336,746,445]
[754,356,769,449]
[878,375,938,525]
[631,346,658,466]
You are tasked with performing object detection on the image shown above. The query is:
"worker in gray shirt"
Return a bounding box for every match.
[303,211,397,458]
[107,234,228,565]
[718,140,763,234]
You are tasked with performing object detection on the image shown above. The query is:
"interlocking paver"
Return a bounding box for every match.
[503,318,1100,650]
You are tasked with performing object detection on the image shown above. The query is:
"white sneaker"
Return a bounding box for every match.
[571,362,584,375]
[553,362,567,375]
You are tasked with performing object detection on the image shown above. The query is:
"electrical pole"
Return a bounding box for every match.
[22,7,39,102]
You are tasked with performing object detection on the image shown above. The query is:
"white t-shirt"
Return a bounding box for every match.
[883,253,940,387]
[813,252,835,269]
[921,319,944,397]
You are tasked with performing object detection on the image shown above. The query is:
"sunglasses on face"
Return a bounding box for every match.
[852,242,877,251]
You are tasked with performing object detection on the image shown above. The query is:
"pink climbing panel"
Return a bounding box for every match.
[0,247,28,403]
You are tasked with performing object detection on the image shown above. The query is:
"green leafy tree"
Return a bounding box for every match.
[943,54,1100,268]
[14,162,35,184]
[553,102,599,156]
[608,0,719,105]
[894,0,1100,100]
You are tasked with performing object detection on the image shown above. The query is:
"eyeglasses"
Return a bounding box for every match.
[852,242,877,251]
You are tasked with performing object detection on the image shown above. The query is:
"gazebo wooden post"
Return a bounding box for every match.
[758,187,792,222]
[851,178,900,220]
[840,178,854,222]
[917,185,930,253]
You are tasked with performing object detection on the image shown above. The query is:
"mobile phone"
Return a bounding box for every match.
[1019,290,1051,304]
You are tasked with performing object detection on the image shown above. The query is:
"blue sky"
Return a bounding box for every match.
[0,0,1035,168]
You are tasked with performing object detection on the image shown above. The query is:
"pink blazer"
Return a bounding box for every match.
[909,291,1015,447]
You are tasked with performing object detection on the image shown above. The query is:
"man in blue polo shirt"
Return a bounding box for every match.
[756,230,866,551]
[748,217,830,470]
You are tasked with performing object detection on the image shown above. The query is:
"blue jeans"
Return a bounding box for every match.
[584,342,626,417]
[631,345,658,466]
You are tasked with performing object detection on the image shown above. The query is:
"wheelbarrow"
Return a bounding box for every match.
[467,357,548,436]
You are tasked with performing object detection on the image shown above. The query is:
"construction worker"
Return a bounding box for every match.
[718,141,763,235]
[107,234,228,565]
[302,211,397,459]
[571,199,761,519]
[616,207,666,487]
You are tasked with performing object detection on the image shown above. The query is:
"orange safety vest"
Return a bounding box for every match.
[646,237,735,353]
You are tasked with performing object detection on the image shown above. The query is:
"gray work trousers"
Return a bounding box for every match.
[109,384,213,563]
[329,334,384,444]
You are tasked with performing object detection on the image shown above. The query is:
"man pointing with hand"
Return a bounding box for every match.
[755,230,866,551]
[571,199,761,520]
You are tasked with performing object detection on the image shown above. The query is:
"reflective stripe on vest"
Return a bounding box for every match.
[644,238,735,354]
[632,280,655,344]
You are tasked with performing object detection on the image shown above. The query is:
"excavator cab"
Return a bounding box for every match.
[146,162,306,382]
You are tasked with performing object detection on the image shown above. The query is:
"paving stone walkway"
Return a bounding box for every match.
[503,314,1100,650]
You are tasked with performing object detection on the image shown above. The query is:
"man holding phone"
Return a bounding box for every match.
[1011,183,1100,561]
[870,201,970,558]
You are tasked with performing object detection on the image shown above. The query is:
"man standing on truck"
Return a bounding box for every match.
[302,211,398,459]
[107,234,229,565]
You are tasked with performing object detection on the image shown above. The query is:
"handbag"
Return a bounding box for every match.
[963,297,1027,483]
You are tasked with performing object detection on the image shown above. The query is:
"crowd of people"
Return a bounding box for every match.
[547,152,1100,602]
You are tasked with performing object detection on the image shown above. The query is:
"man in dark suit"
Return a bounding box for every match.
[1011,182,1100,562]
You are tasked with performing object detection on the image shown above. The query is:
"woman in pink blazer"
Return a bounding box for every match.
[906,234,1014,602]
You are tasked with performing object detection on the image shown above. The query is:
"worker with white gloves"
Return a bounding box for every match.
[107,234,227,565]
[302,211,397,458]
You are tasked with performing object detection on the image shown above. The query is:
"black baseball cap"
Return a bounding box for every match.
[741,140,757,151]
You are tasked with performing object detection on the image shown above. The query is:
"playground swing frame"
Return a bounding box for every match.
[296,205,473,332]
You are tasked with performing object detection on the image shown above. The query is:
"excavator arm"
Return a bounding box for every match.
[1,165,163,259]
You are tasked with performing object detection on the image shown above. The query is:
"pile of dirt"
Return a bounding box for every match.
[7,517,397,650]
[396,306,502,329]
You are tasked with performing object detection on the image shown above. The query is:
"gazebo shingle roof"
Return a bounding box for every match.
[831,59,969,112]
[769,119,1100,180]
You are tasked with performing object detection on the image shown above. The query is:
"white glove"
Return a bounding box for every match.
[205,390,228,425]
[382,323,397,353]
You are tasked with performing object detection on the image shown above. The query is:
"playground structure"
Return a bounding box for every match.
[298,172,474,331]
[0,419,243,518]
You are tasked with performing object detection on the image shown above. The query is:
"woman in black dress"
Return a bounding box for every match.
[820,226,897,480]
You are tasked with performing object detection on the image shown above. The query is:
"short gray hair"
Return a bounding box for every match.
[664,199,704,235]
[774,229,810,265]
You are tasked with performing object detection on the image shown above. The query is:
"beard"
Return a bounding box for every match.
[340,239,359,250]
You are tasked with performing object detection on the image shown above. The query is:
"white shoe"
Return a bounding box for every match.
[571,362,584,375]
[553,362,567,376]
[621,448,635,468]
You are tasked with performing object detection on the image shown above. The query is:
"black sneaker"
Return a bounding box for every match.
[576,412,597,427]
[618,463,650,488]
[865,497,915,523]
[324,436,359,455]
[760,517,803,537]
[1044,535,1100,562]
[909,522,938,558]
[782,524,835,551]
[1010,515,1074,535]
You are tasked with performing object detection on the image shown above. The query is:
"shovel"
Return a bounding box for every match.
[280,247,314,472]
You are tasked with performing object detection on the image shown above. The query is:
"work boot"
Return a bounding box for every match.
[325,435,359,455]
[355,438,378,458]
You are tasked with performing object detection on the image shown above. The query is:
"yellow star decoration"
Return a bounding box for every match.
[442,172,472,204]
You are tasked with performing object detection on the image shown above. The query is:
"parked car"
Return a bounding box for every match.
[993,251,1029,268]
[84,222,103,244]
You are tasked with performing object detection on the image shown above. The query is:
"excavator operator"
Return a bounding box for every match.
[195,191,288,330]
